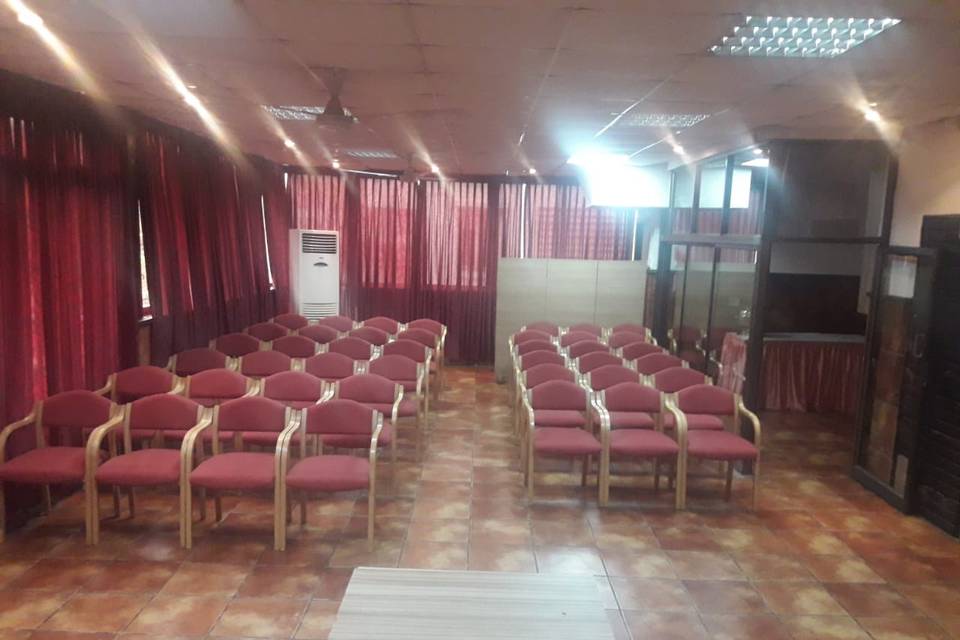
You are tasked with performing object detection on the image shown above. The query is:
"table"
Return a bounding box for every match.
[719,332,865,415]
[329,567,615,640]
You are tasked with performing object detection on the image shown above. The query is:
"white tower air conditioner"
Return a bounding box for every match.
[289,229,340,320]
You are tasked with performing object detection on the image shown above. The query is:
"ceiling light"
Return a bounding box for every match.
[283,138,296,149]
[742,158,770,168]
[672,144,685,154]
[528,167,537,175]
[619,113,710,128]
[430,163,439,173]
[16,8,43,28]
[753,148,764,155]
[710,16,901,58]
[344,149,399,160]
[186,83,197,90]
[262,105,346,121]
[863,107,882,122]
[332,159,341,169]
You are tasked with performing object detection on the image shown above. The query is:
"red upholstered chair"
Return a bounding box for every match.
[167,348,231,377]
[521,380,599,499]
[519,350,566,372]
[186,369,258,408]
[273,313,309,331]
[619,341,665,362]
[369,355,427,427]
[406,318,447,392]
[382,339,432,367]
[246,321,290,342]
[316,315,356,333]
[327,336,376,361]
[333,374,404,467]
[651,366,710,394]
[349,326,391,347]
[523,321,560,336]
[271,335,320,359]
[576,352,623,374]
[608,331,648,350]
[568,341,610,360]
[278,400,383,550]
[238,350,294,379]
[0,391,120,542]
[298,324,339,345]
[634,353,686,376]
[584,364,641,392]
[97,365,183,404]
[612,323,651,337]
[568,323,603,337]
[593,382,679,506]
[559,331,597,348]
[184,396,298,549]
[362,316,401,336]
[303,352,361,384]
[259,371,327,410]
[518,363,577,428]
[513,340,558,360]
[666,384,761,509]
[211,332,262,358]
[87,394,206,544]
[509,329,553,350]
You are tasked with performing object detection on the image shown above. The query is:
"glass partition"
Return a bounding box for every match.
[696,157,727,234]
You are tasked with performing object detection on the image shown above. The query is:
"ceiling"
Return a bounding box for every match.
[2,0,959,175]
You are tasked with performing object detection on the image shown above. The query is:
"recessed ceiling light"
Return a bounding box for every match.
[672,144,685,154]
[16,9,43,28]
[710,16,901,58]
[620,113,710,128]
[283,138,296,149]
[742,157,770,168]
[332,158,341,169]
[863,107,882,122]
[752,148,764,155]
[186,84,197,90]
[528,167,537,175]
[430,163,440,173]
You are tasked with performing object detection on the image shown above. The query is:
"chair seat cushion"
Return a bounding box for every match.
[609,430,680,458]
[534,409,586,428]
[366,399,417,419]
[687,431,759,461]
[0,447,101,484]
[286,455,370,492]
[663,413,725,431]
[190,452,275,490]
[323,422,393,449]
[96,449,181,486]
[595,411,656,429]
[533,427,601,456]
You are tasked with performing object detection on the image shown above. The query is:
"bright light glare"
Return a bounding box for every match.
[711,15,901,58]
[283,138,296,149]
[527,167,537,175]
[863,107,882,122]
[430,163,440,173]
[753,147,764,155]
[332,159,341,169]
[672,144,685,154]
[568,150,670,208]
[742,158,770,168]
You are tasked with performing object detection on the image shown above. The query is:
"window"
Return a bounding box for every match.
[137,201,152,316]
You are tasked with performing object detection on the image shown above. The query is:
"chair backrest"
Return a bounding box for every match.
[406,318,444,337]
[529,379,588,411]
[273,313,309,331]
[523,363,576,389]
[559,331,597,348]
[217,396,289,433]
[303,352,357,381]
[608,331,648,350]
[621,341,665,361]
[511,329,552,346]
[170,348,229,376]
[261,371,325,408]
[652,366,710,393]
[239,350,293,378]
[568,323,603,337]
[328,336,375,360]
[515,340,558,357]
[42,390,114,432]
[382,339,430,363]
[246,321,289,342]
[303,398,377,435]
[272,334,320,358]
[519,350,566,371]
[396,328,438,349]
[113,366,177,403]
[298,324,340,345]
[612,323,649,336]
[586,364,641,391]
[363,316,401,335]
[369,354,419,383]
[336,373,398,405]
[634,353,685,375]
[568,341,609,359]
[523,321,560,336]
[127,393,201,433]
[349,326,391,346]
[601,382,661,413]
[316,315,356,332]
[576,351,623,374]
[187,369,250,407]
[212,332,261,358]
[674,383,735,415]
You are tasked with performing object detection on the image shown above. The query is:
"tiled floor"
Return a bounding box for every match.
[1,366,959,639]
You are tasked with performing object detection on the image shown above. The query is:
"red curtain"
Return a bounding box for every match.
[524,183,635,259]
[262,163,293,313]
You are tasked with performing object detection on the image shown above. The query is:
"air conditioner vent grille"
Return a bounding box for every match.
[302,233,338,254]
[301,302,338,320]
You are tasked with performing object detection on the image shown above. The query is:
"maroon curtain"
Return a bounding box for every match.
[498,183,523,258]
[524,183,634,259]
[262,163,293,313]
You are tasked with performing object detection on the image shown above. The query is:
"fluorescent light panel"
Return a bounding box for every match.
[263,105,355,121]
[710,16,900,58]
[619,113,710,128]
[344,149,399,160]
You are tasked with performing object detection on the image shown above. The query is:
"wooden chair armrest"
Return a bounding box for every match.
[737,398,762,447]
[275,410,305,481]
[84,412,125,480]
[369,414,384,460]
[180,413,214,473]
[171,377,187,396]
[522,397,536,435]
[391,387,402,425]
[0,410,38,462]
[664,398,688,444]
[93,380,112,396]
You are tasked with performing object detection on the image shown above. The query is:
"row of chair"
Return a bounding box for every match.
[509,322,761,510]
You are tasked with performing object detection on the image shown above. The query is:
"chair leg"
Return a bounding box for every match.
[127,488,136,518]
[581,456,590,487]
[215,495,223,522]
[85,483,99,545]
[274,485,286,552]
[599,451,610,507]
[654,459,661,493]
[198,489,207,521]
[675,455,687,510]
[42,485,53,513]
[752,459,760,510]
[112,486,121,518]
[526,446,535,499]
[182,486,193,549]
[367,489,376,551]
[300,496,307,526]
[724,462,734,501]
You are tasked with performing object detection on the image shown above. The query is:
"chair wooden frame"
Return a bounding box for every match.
[179,402,301,549]
[520,385,594,499]
[277,407,383,551]
[665,393,761,510]
[184,372,260,403]
[94,367,185,402]
[166,349,236,377]
[333,378,402,470]
[368,357,428,431]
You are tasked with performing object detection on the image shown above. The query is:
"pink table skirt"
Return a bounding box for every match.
[719,333,864,415]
